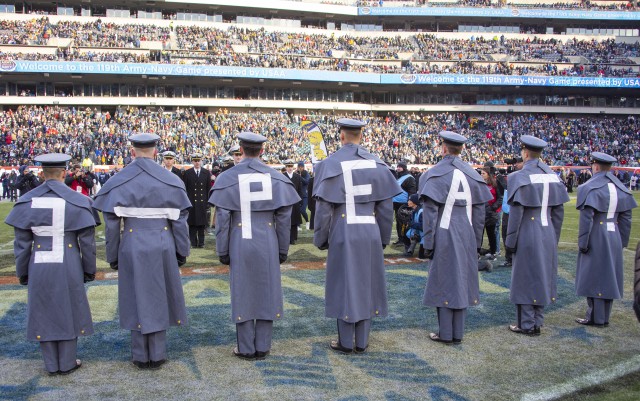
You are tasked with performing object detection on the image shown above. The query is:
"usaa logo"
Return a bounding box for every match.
[361,7,371,15]
[511,8,520,16]
[0,60,17,72]
[400,74,417,84]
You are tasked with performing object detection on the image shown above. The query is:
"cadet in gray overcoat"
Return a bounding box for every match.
[5,153,99,375]
[209,132,300,360]
[419,131,492,345]
[93,133,191,370]
[506,135,570,335]
[313,118,401,354]
[575,152,637,327]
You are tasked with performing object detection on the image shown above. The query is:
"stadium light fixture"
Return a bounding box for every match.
[71,75,83,79]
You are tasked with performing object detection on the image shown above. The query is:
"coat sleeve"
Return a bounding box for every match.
[103,212,121,264]
[13,228,33,278]
[550,204,564,245]
[472,202,485,249]
[422,197,439,251]
[375,198,394,246]
[77,226,97,275]
[634,241,640,323]
[275,205,293,254]
[171,208,191,258]
[215,207,231,257]
[505,203,523,249]
[313,199,332,249]
[618,209,633,248]
[578,206,594,250]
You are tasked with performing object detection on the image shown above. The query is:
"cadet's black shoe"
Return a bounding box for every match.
[575,318,606,327]
[132,360,149,370]
[429,332,453,344]
[233,347,257,361]
[500,260,512,268]
[149,359,166,370]
[452,338,462,344]
[354,345,368,354]
[59,359,82,375]
[329,340,353,354]
[509,325,540,336]
[392,240,403,246]
[255,351,270,360]
[196,245,204,248]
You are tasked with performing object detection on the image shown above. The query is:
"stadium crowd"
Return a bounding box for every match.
[0,106,638,170]
[2,18,639,68]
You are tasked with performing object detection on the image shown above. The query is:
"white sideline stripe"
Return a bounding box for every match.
[521,355,640,401]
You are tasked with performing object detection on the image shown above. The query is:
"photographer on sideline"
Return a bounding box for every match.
[15,164,40,197]
[65,164,94,196]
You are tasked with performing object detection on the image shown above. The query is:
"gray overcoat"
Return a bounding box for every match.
[419,155,492,309]
[93,157,191,334]
[506,159,570,305]
[313,143,401,323]
[5,180,99,341]
[576,171,636,299]
[209,158,300,323]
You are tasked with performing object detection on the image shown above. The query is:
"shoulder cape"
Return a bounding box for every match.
[419,156,493,205]
[577,171,637,212]
[5,180,99,230]
[507,160,570,207]
[93,158,191,213]
[312,144,401,203]
[209,158,301,211]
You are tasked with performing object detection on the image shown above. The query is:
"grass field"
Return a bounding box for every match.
[0,193,639,401]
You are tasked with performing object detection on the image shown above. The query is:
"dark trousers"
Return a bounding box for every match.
[309,205,315,230]
[484,223,497,254]
[131,330,167,363]
[436,307,466,341]
[2,185,9,199]
[290,225,298,244]
[300,197,309,222]
[502,212,511,262]
[393,202,405,241]
[40,338,77,373]
[585,297,613,325]
[189,225,205,247]
[337,319,371,350]
[516,304,544,330]
[236,319,273,354]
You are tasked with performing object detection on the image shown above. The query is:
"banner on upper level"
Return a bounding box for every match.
[2,61,640,88]
[381,74,640,88]
[358,7,640,20]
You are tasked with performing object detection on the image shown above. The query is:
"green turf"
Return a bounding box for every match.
[0,193,639,401]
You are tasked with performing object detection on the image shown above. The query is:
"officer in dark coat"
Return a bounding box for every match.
[209,132,300,360]
[419,131,492,344]
[283,160,303,244]
[575,152,637,327]
[162,150,183,178]
[229,144,242,166]
[506,135,570,335]
[313,118,401,354]
[5,153,99,375]
[183,153,212,248]
[93,133,191,370]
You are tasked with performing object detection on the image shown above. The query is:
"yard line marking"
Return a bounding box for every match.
[521,355,640,401]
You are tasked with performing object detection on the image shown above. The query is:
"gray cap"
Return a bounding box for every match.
[35,153,71,168]
[162,151,176,159]
[591,151,617,165]
[520,135,547,151]
[439,131,467,145]
[129,133,160,148]
[238,131,267,145]
[337,118,366,129]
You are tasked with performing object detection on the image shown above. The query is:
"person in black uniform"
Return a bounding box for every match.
[283,160,302,245]
[182,153,212,248]
[162,151,183,178]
